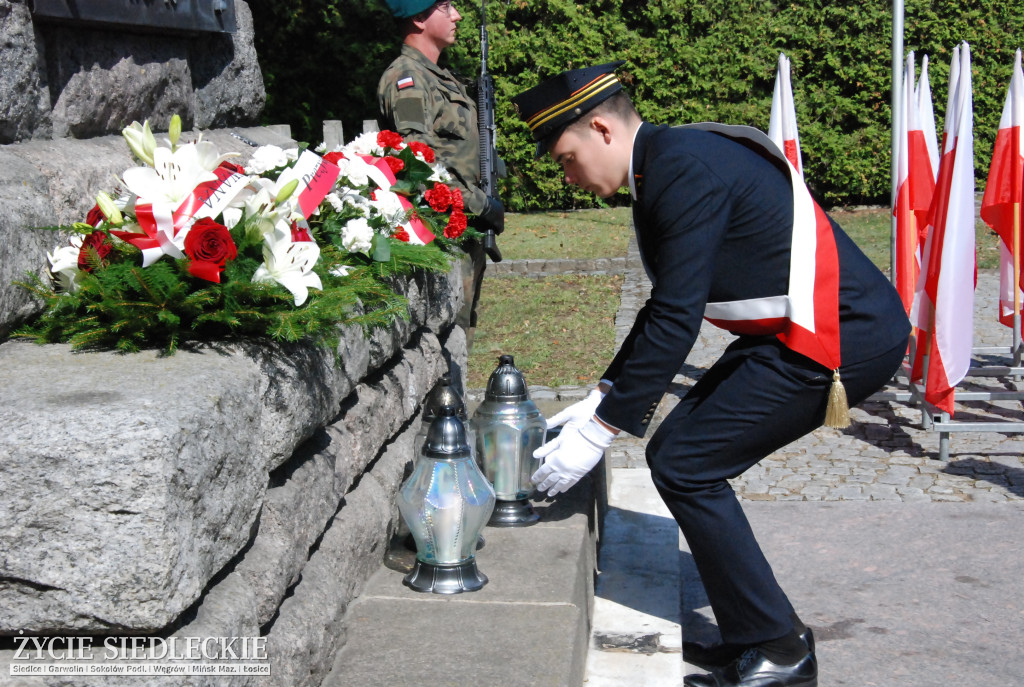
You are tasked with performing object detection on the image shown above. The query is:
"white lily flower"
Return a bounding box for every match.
[122,120,157,167]
[47,238,84,293]
[340,217,374,255]
[251,229,322,306]
[121,144,219,208]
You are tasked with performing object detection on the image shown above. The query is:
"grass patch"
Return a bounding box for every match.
[469,273,624,388]
[498,207,632,260]
[831,206,1001,271]
[472,206,1003,388]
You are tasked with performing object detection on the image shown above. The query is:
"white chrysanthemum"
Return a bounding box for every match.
[323,193,345,213]
[341,217,374,255]
[369,189,406,226]
[428,164,452,183]
[247,145,291,174]
[339,155,378,188]
[343,131,384,157]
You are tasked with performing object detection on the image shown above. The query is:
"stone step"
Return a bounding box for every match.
[583,467,684,686]
[320,460,608,687]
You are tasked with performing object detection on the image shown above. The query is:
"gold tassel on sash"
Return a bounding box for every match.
[824,369,850,429]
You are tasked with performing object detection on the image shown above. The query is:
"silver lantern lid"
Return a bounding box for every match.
[484,354,530,402]
[422,405,473,460]
[423,373,468,421]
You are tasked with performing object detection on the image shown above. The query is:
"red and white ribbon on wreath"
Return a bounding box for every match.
[112,163,250,266]
[359,155,435,245]
[276,149,342,219]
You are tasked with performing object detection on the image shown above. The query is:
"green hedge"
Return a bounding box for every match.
[251,0,1024,210]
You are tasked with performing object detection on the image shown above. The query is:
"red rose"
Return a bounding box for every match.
[219,161,247,175]
[383,156,405,175]
[377,130,405,151]
[444,210,467,239]
[424,182,453,212]
[77,230,112,272]
[393,228,410,242]
[323,151,346,166]
[183,218,237,283]
[291,221,313,242]
[85,204,104,228]
[408,141,435,163]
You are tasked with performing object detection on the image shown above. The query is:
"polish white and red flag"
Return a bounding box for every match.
[893,52,938,314]
[980,48,1024,329]
[917,55,941,179]
[910,43,977,415]
[768,53,802,175]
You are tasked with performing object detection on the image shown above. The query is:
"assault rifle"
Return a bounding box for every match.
[477,0,503,262]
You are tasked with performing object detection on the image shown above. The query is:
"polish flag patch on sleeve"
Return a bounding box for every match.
[397,76,415,90]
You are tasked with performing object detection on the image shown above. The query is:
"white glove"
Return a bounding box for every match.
[532,419,616,497]
[545,387,607,431]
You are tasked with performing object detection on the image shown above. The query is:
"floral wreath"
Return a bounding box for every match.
[19,117,479,353]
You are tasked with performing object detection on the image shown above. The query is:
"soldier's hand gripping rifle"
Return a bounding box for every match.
[477,0,504,263]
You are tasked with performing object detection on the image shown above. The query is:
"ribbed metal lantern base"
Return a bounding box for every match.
[487,498,540,527]
[402,559,488,594]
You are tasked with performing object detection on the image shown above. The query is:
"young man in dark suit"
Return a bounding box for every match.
[515,62,910,687]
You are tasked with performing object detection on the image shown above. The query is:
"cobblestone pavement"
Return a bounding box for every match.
[481,236,1024,503]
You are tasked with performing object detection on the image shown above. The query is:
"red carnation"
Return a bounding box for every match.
[444,210,468,239]
[377,130,405,151]
[451,187,464,212]
[291,221,313,243]
[77,230,112,272]
[424,182,453,212]
[393,228,410,243]
[408,141,435,163]
[183,218,237,283]
[383,156,405,175]
[323,151,346,166]
[85,204,104,228]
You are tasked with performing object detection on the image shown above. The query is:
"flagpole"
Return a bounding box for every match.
[890,0,904,284]
[1015,201,1022,365]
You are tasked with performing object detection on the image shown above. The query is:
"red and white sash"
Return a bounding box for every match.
[682,123,842,372]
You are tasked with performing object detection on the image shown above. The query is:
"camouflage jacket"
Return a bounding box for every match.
[377,44,487,216]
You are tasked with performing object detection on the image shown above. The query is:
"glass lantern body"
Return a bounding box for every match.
[398,453,495,566]
[472,399,545,501]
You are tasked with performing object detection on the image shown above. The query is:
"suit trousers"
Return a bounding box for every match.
[645,335,906,646]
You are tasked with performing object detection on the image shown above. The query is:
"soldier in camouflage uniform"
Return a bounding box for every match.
[378,0,504,353]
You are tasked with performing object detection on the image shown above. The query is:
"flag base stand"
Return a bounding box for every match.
[871,340,1024,461]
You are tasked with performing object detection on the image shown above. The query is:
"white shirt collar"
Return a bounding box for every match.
[627,122,644,201]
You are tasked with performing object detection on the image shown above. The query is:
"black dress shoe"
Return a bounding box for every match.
[684,647,817,687]
[684,627,815,671]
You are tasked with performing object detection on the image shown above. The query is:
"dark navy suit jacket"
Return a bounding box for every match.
[596,122,910,437]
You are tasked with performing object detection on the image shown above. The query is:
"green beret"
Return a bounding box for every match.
[385,0,436,18]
